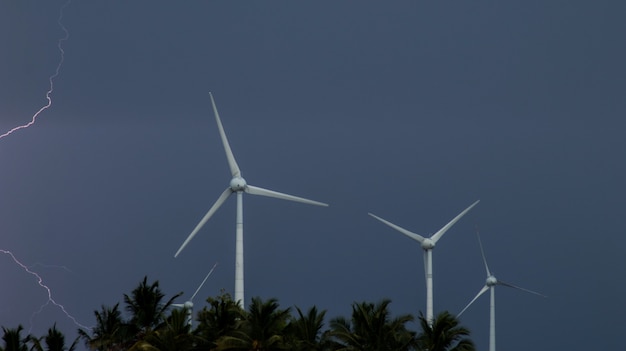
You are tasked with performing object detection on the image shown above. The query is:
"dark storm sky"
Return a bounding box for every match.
[1,1,625,350]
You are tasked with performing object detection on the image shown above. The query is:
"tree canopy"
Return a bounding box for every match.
[2,277,476,351]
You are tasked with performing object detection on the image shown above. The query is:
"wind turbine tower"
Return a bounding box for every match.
[458,231,545,351]
[175,93,328,307]
[172,262,218,327]
[369,200,479,324]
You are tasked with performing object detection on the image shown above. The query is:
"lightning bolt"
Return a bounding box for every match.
[0,0,86,333]
[28,262,74,274]
[0,0,71,139]
[1,249,91,332]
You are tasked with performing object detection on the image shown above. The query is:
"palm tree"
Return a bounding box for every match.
[123,276,182,339]
[0,325,31,351]
[285,306,328,351]
[415,311,475,351]
[194,292,244,350]
[30,324,79,351]
[128,308,197,351]
[78,303,132,351]
[215,297,291,351]
[328,299,416,351]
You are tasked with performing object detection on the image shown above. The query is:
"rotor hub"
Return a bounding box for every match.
[230,176,247,191]
[421,238,435,250]
[486,275,497,286]
[184,301,194,309]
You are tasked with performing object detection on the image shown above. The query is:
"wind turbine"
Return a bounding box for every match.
[458,230,545,351]
[175,93,328,306]
[368,200,480,324]
[172,262,218,327]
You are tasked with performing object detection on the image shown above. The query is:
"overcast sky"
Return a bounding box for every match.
[1,1,625,350]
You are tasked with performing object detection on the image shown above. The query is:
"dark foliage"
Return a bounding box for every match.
[2,278,476,351]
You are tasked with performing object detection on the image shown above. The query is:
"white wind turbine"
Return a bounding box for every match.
[368,200,480,324]
[458,231,545,351]
[175,93,328,306]
[172,262,218,327]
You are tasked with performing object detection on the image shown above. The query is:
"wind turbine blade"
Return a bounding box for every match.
[210,92,241,177]
[368,213,425,243]
[423,250,428,282]
[498,280,547,298]
[245,184,328,207]
[171,303,185,308]
[431,200,480,244]
[476,229,491,276]
[190,262,219,301]
[458,285,490,317]
[175,188,233,257]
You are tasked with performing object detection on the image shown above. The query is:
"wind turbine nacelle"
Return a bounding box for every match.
[184,301,194,309]
[421,238,435,250]
[230,177,247,191]
[486,276,498,286]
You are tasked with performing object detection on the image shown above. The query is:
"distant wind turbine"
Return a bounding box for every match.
[172,262,218,327]
[368,200,480,324]
[175,93,328,306]
[458,230,546,351]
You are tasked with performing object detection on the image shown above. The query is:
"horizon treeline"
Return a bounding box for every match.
[0,276,476,351]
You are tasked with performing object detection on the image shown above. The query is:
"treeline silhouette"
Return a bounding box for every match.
[1,276,475,351]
